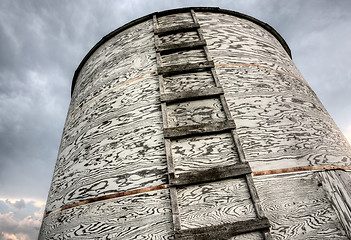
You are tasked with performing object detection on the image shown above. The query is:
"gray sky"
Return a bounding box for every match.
[0,0,350,239]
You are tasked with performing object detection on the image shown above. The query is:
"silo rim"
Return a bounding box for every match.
[71,7,292,96]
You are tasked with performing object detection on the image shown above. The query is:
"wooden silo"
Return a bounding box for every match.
[39,7,351,239]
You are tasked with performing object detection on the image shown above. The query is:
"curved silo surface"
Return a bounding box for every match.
[39,7,351,239]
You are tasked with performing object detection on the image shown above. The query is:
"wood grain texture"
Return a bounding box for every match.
[164,120,235,139]
[157,12,193,28]
[157,40,206,54]
[42,9,351,239]
[175,218,269,239]
[158,61,214,76]
[170,162,251,186]
[197,11,351,173]
[159,31,200,46]
[163,71,216,93]
[177,178,257,230]
[155,23,200,36]
[229,232,264,240]
[215,65,351,171]
[161,49,207,66]
[160,87,224,103]
[39,189,173,239]
[171,132,240,175]
[44,19,167,213]
[254,172,348,239]
[70,20,156,114]
[317,170,351,238]
[46,75,167,212]
[167,98,226,127]
[197,12,304,81]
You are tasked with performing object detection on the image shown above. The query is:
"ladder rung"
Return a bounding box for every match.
[154,23,200,35]
[164,120,235,139]
[170,162,251,186]
[158,61,214,76]
[174,217,270,240]
[160,87,223,103]
[157,40,207,54]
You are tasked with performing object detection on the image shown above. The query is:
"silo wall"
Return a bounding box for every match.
[40,7,351,239]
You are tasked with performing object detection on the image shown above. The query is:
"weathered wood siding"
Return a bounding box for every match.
[172,132,240,174]
[40,8,351,239]
[198,12,351,171]
[163,71,216,93]
[317,170,351,238]
[40,190,173,239]
[254,172,348,239]
[40,18,172,239]
[177,178,257,230]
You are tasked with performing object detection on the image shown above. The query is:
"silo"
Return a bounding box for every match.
[40,7,351,239]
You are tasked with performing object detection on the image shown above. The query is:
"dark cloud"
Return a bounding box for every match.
[0,0,350,238]
[5,199,25,210]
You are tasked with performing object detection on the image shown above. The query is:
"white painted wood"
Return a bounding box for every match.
[177,178,257,230]
[163,71,216,93]
[162,49,207,66]
[317,170,351,239]
[39,190,173,239]
[172,132,240,175]
[159,31,200,45]
[254,172,348,239]
[229,232,264,240]
[166,98,226,127]
[41,9,351,239]
[157,12,193,27]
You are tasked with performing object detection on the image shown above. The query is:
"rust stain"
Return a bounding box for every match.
[68,71,157,122]
[215,63,304,83]
[44,183,169,219]
[253,165,351,176]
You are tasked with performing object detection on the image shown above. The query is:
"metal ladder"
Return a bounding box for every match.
[153,9,272,240]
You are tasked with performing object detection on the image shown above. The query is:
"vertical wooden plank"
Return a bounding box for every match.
[156,52,162,67]
[245,174,265,218]
[191,9,213,63]
[153,12,182,238]
[317,170,351,238]
[254,172,349,239]
[211,68,222,87]
[153,14,161,49]
[165,138,175,178]
[170,187,181,231]
[231,129,247,162]
[161,102,168,129]
[152,14,159,28]
[158,74,165,94]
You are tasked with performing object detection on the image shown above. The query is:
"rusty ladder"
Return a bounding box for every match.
[153,9,272,240]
